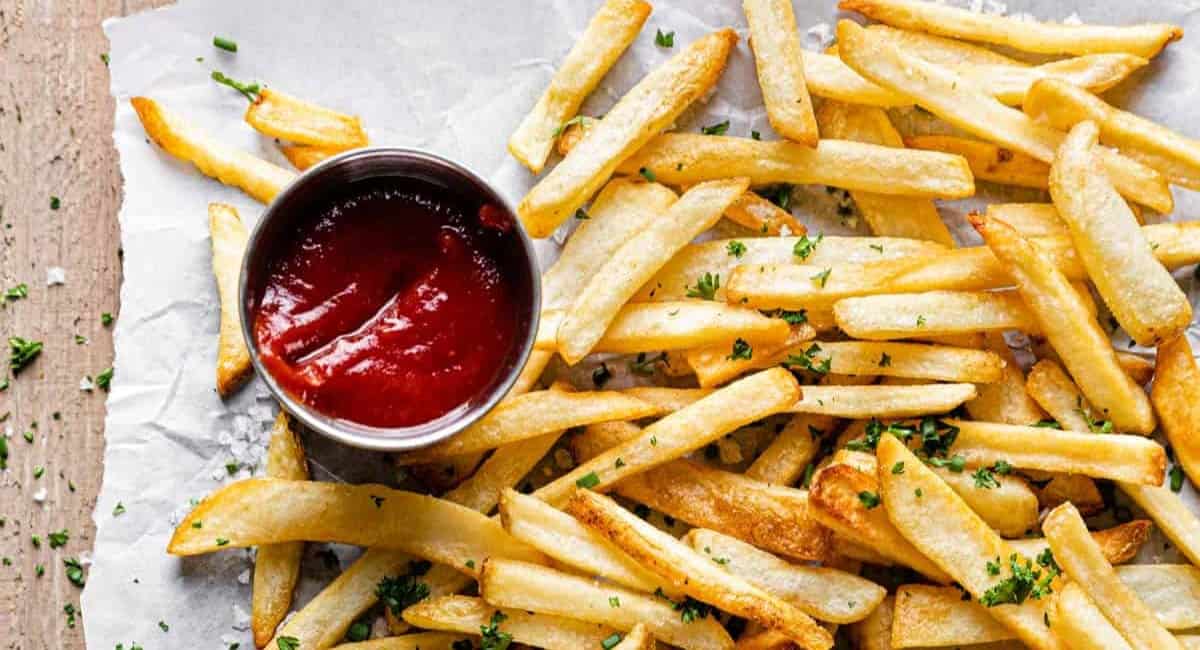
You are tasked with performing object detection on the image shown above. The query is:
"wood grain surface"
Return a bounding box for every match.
[0,1,169,647]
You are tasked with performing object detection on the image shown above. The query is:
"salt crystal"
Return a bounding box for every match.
[79,376,95,391]
[237,568,251,585]
[211,467,226,481]
[232,604,251,630]
[982,0,1007,15]
[802,22,835,52]
[1063,12,1083,25]
[32,487,47,502]
[46,267,66,286]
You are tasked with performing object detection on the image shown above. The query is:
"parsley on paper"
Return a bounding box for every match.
[811,268,831,288]
[211,71,261,101]
[700,120,730,136]
[4,284,27,300]
[654,29,674,47]
[9,337,42,374]
[213,36,238,52]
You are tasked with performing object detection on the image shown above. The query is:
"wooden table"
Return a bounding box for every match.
[0,1,168,646]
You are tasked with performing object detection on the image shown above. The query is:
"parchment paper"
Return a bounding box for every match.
[88,0,1200,646]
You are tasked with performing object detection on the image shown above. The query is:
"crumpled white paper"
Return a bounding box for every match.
[88,0,1200,646]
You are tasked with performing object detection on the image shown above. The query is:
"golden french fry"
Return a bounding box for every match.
[684,528,886,623]
[790,384,976,418]
[1025,359,1094,432]
[618,133,975,199]
[1055,580,1135,650]
[1007,520,1152,567]
[1050,121,1191,346]
[745,411,835,485]
[612,624,653,650]
[835,21,1173,213]
[723,191,807,236]
[796,341,1005,383]
[131,97,298,204]
[840,0,1182,58]
[846,595,894,650]
[403,595,618,650]
[966,332,1047,425]
[1118,352,1155,386]
[517,29,736,237]
[862,23,1027,66]
[1037,474,1105,516]
[1152,335,1200,487]
[1117,565,1200,630]
[570,420,643,462]
[330,632,473,650]
[1119,483,1200,566]
[1045,503,1182,650]
[510,349,553,396]
[479,558,734,650]
[835,290,1039,340]
[892,584,1012,648]
[727,258,926,312]
[951,53,1148,105]
[987,203,1068,237]
[614,457,832,562]
[802,51,908,107]
[686,326,817,388]
[168,479,544,572]
[537,302,790,354]
[396,389,657,464]
[567,490,834,650]
[1028,78,1200,190]
[507,0,651,173]
[244,88,367,150]
[279,144,343,171]
[536,367,800,506]
[557,177,749,363]
[875,436,1062,650]
[442,433,563,513]
[905,135,1049,189]
[815,102,955,245]
[252,413,308,647]
[640,235,945,302]
[972,214,1155,434]
[743,0,818,145]
[207,204,253,396]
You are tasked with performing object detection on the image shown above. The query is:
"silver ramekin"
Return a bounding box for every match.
[239,147,540,451]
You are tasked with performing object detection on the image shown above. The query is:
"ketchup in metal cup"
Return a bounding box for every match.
[250,176,528,429]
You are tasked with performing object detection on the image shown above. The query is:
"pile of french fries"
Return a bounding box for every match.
[127,0,1200,648]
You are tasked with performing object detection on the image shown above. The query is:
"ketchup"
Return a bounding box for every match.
[251,177,526,428]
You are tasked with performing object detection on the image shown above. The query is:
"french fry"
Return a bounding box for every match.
[861,23,1028,67]
[617,133,975,199]
[243,88,367,150]
[686,326,817,388]
[554,115,597,157]
[619,387,712,416]
[639,235,945,302]
[1118,352,1155,386]
[846,595,893,650]
[745,412,832,485]
[557,177,749,363]
[789,384,977,418]
[252,413,309,647]
[168,479,544,572]
[1054,580,1136,650]
[807,463,952,583]
[1028,78,1200,190]
[131,97,298,204]
[875,436,1062,650]
[395,389,657,464]
[536,302,790,354]
[479,558,735,650]
[280,145,341,171]
[742,0,818,145]
[570,420,644,462]
[727,258,927,312]
[905,135,1049,189]
[1045,502,1182,650]
[442,433,563,513]
[614,458,832,562]
[510,349,553,396]
[507,0,651,173]
[972,214,1155,434]
[567,490,834,650]
[613,624,653,650]
[330,632,473,650]
[1117,565,1200,631]
[1037,474,1105,516]
[1050,121,1191,346]
[207,203,253,396]
[839,0,1182,58]
[891,585,1012,648]
[1006,520,1152,567]
[1025,359,1094,432]
[536,367,800,506]
[684,528,886,623]
[966,333,1047,426]
[1152,335,1200,487]
[723,191,807,236]
[951,53,1148,105]
[517,29,737,237]
[802,51,909,108]
[1119,483,1200,567]
[946,419,1166,484]
[815,102,955,245]
[987,203,1068,237]
[835,291,1039,340]
[835,21,1173,213]
[793,341,1005,384]
[402,595,617,650]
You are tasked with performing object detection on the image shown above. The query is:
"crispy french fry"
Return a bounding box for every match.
[743,0,818,145]
[330,632,472,650]
[723,191,807,236]
[1152,335,1200,487]
[244,88,367,149]
[280,144,341,171]
[966,332,1047,425]
[950,53,1148,105]
[892,584,1012,648]
[479,558,734,650]
[131,97,297,204]
[684,528,886,623]
[557,178,749,363]
[1054,580,1135,650]
[875,436,1062,650]
[846,595,893,650]
[862,23,1027,66]
[836,21,1173,213]
[510,349,553,396]
[1119,483,1200,567]
[1050,121,1191,346]
[613,624,653,650]
[570,420,643,462]
[905,135,1049,189]
[403,595,617,650]
[567,490,834,650]
[396,390,657,464]
[614,457,832,562]
[815,102,955,245]
[507,0,651,173]
[517,29,736,237]
[442,433,563,513]
[1025,359,1094,432]
[639,235,945,302]
[1118,352,1155,386]
[536,367,800,506]
[1007,520,1152,567]
[746,399,844,484]
[537,302,790,354]
[802,51,909,107]
[987,203,1068,237]
[790,384,976,418]
[617,387,710,416]
[618,133,975,199]
[1037,474,1105,516]
[686,326,817,388]
[947,419,1166,484]
[168,479,544,572]
[972,214,1155,434]
[1028,78,1200,190]
[797,341,1005,383]
[1045,502,1182,650]
[207,203,253,396]
[839,0,1182,58]
[1117,565,1200,630]
[252,413,308,647]
[836,290,1039,340]
[727,258,926,312]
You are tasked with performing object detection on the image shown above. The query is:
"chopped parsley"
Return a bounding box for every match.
[48,529,69,549]
[376,566,432,615]
[916,314,927,327]
[345,621,370,642]
[655,29,675,47]
[277,638,300,650]
[64,557,85,587]
[700,120,730,136]
[792,233,823,260]
[727,338,752,361]
[756,184,793,210]
[158,620,170,633]
[50,196,61,210]
[33,466,45,479]
[972,466,1000,489]
[9,337,43,374]
[1169,465,1185,492]
[101,312,114,326]
[811,268,831,288]
[686,272,719,300]
[726,240,747,258]
[211,70,261,102]
[1033,419,1062,429]
[216,537,230,547]
[575,208,590,220]
[783,343,831,375]
[609,596,621,608]
[576,472,601,489]
[480,611,513,650]
[4,284,27,300]
[751,130,761,140]
[891,461,905,474]
[979,552,1058,607]
[100,53,110,66]
[113,502,126,517]
[213,36,238,52]
[629,352,665,376]
[601,633,624,650]
[858,491,881,509]
[879,352,892,367]
[639,167,656,183]
[776,309,807,325]
[553,115,589,137]
[592,362,612,388]
[96,366,114,390]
